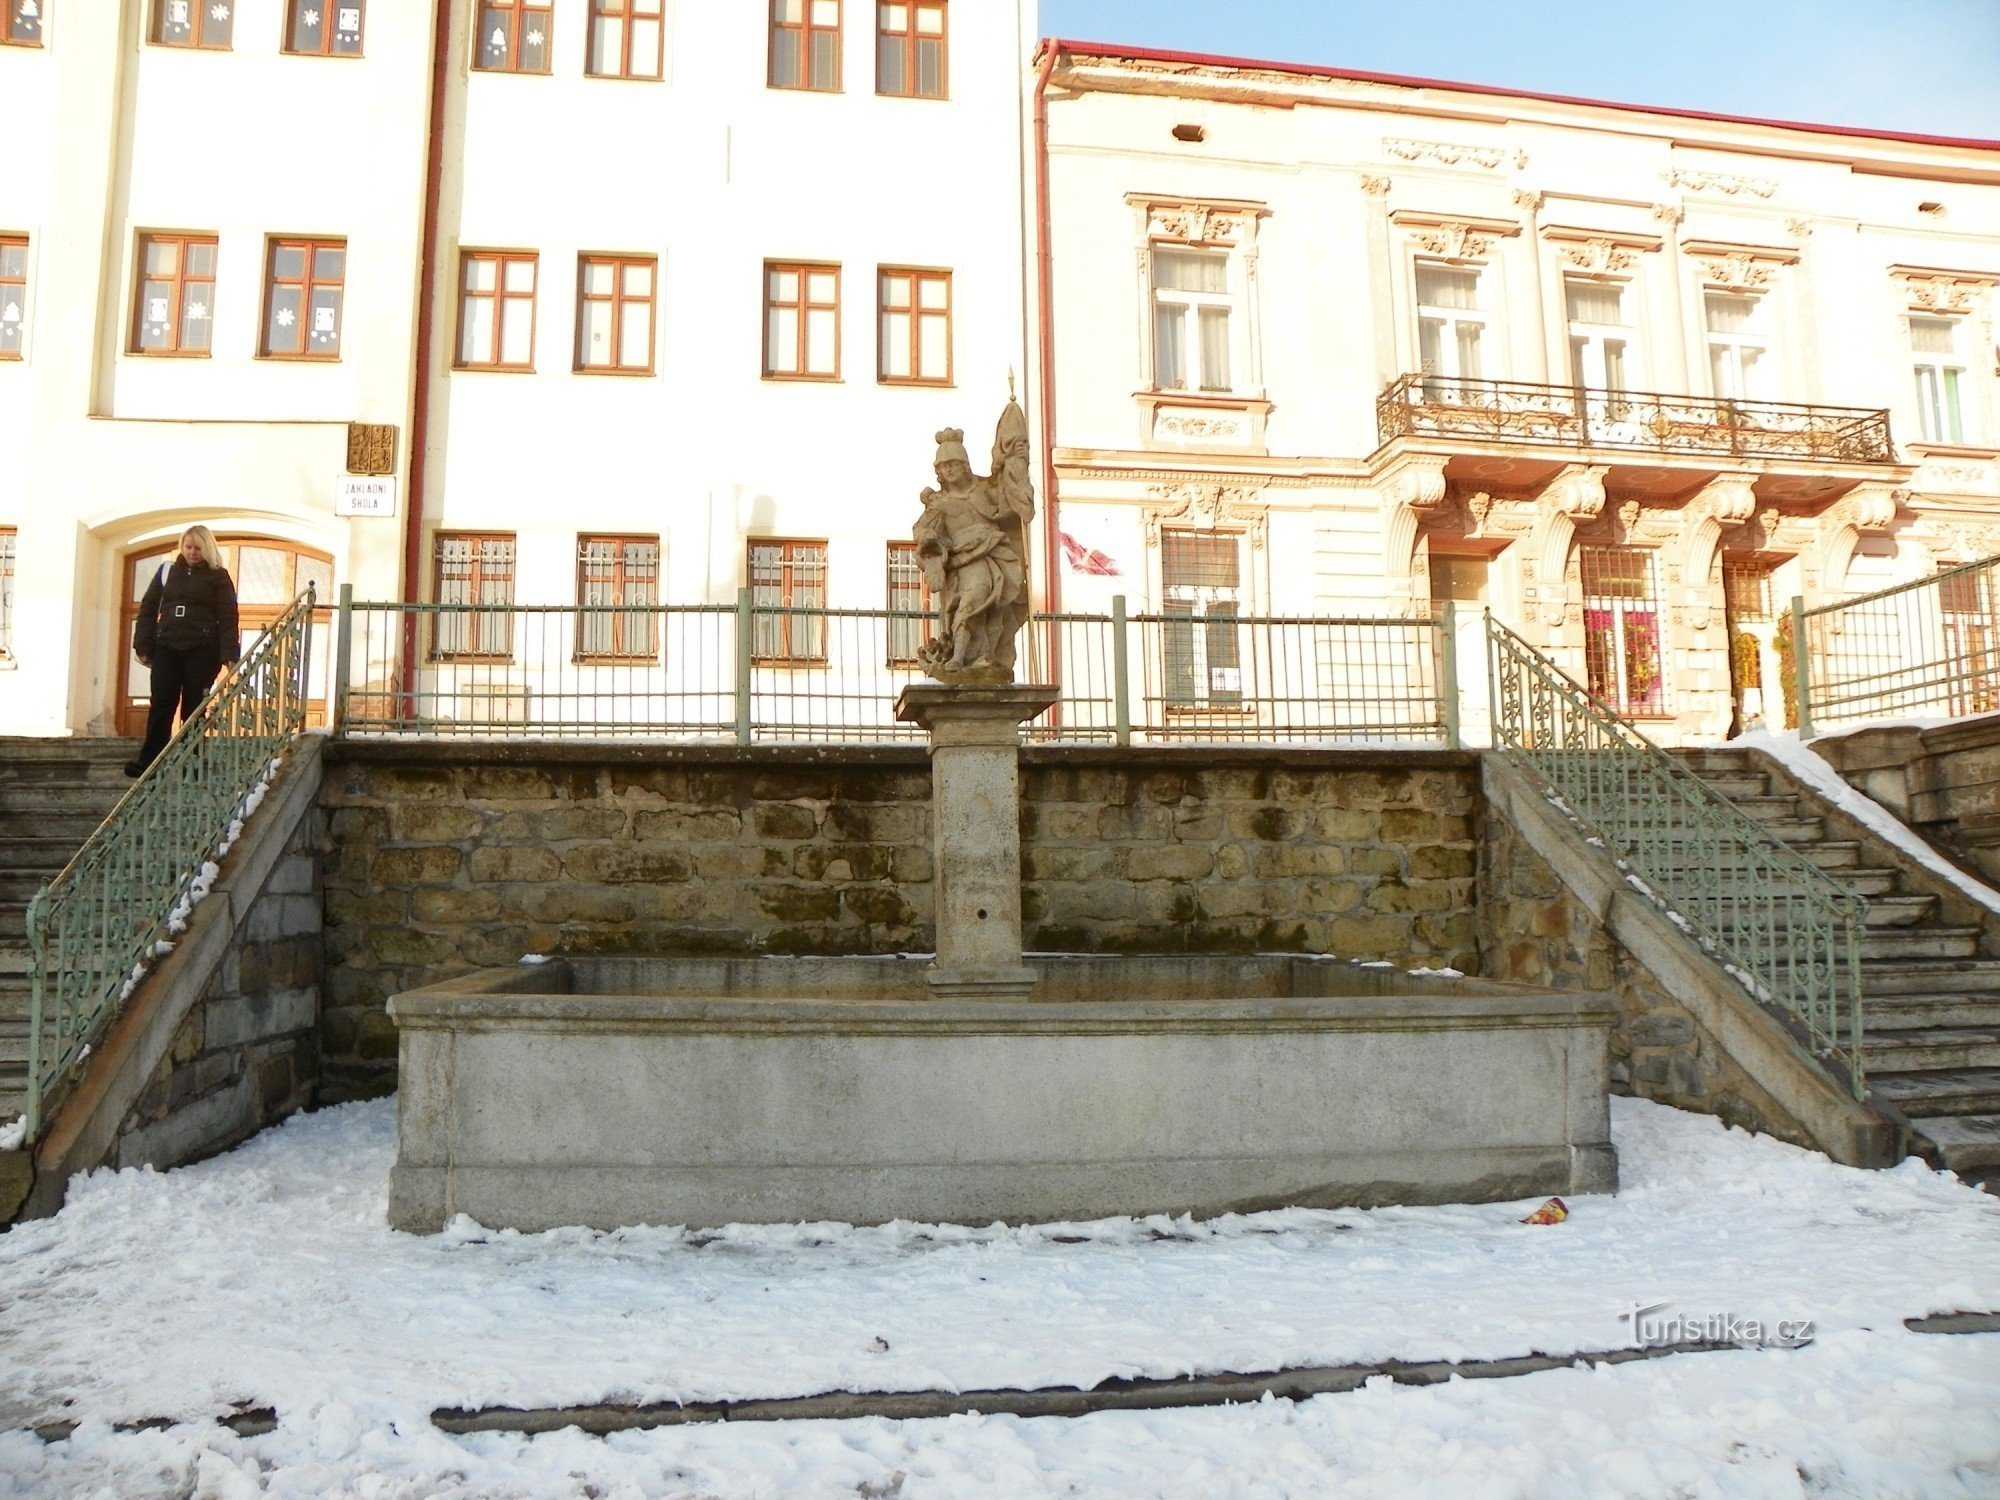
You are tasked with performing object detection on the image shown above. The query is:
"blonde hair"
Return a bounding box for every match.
[181,525,221,569]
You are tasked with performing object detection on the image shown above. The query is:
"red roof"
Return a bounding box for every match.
[1042,38,2000,155]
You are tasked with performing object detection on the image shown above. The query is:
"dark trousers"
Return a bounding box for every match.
[136,642,222,770]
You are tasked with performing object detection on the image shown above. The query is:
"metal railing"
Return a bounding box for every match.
[24,587,318,1137]
[1378,374,1897,465]
[1489,614,1866,1094]
[1795,555,2000,737]
[334,590,1457,746]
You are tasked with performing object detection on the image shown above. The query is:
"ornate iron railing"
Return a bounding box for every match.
[24,588,317,1138]
[335,591,1457,746]
[1795,554,2000,737]
[1489,615,1866,1094]
[1378,374,1896,465]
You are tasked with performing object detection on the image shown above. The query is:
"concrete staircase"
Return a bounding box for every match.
[1671,747,2000,1190]
[0,740,137,1124]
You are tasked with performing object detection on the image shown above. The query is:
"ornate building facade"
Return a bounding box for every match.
[1038,43,2000,741]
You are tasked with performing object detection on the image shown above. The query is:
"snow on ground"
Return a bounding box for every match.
[1,1096,1998,1497]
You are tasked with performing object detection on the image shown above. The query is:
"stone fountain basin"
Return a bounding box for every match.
[385,954,1618,1233]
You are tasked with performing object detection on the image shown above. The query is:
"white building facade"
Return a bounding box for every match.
[1037,44,2000,742]
[0,0,1035,736]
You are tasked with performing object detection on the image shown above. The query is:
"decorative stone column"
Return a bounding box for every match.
[894,683,1060,1000]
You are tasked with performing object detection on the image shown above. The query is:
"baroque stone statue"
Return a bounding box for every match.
[913,398,1034,685]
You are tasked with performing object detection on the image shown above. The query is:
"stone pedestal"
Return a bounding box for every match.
[895,683,1059,1000]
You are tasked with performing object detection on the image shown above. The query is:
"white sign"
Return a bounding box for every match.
[337,475,397,518]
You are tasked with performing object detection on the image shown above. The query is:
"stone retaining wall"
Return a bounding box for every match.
[319,744,1482,1098]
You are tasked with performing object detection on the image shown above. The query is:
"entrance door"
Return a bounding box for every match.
[1430,553,1490,746]
[119,537,334,735]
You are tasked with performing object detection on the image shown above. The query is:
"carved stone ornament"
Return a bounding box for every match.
[1139,198,1260,246]
[1617,498,1642,534]
[1546,464,1609,522]
[346,422,397,477]
[1360,174,1392,197]
[1155,411,1247,442]
[1695,473,1759,528]
[1560,239,1640,274]
[1838,483,1907,535]
[1382,137,1525,171]
[1694,254,1773,290]
[1892,271,1991,315]
[911,400,1035,686]
[1411,223,1496,260]
[1652,203,1685,227]
[1143,483,1268,550]
[1512,189,1542,213]
[1663,168,1777,199]
[1376,454,1449,513]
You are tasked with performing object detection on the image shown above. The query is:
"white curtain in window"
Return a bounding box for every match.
[1154,249,1227,294]
[1565,281,1624,324]
[1911,316,1958,356]
[1416,264,1478,311]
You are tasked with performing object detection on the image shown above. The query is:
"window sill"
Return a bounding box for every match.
[127,350,215,360]
[575,365,658,378]
[452,364,537,375]
[762,373,843,384]
[1908,441,1999,460]
[751,659,830,670]
[257,352,343,364]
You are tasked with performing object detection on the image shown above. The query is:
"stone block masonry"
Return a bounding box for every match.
[319,743,1483,1098]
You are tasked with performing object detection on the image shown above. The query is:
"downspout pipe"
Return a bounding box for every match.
[401,0,455,716]
[1032,40,1062,686]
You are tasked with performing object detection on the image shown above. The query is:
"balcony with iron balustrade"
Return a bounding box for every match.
[1371,374,1910,508]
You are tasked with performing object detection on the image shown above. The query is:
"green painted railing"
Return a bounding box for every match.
[1489,615,1867,1095]
[1795,554,2000,737]
[23,587,317,1139]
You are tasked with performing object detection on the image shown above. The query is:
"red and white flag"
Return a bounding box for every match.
[1060,530,1122,576]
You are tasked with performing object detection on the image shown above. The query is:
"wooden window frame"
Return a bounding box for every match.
[455,249,539,372]
[747,538,828,666]
[0,235,25,360]
[586,0,663,80]
[473,0,553,74]
[1159,528,1248,715]
[877,265,951,386]
[769,0,839,92]
[575,534,661,663]
[151,0,234,49]
[2,0,44,47]
[884,540,933,666]
[575,253,657,375]
[260,236,346,361]
[130,232,219,358]
[875,0,945,99]
[284,0,364,56]
[763,260,841,381]
[430,532,517,662]
[1579,544,1668,717]
[0,527,15,662]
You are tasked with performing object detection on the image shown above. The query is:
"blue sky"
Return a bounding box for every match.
[1037,1,2000,140]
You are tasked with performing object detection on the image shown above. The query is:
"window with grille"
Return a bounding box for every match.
[1938,562,1999,715]
[877,0,943,97]
[1580,546,1665,715]
[285,0,363,55]
[771,0,839,91]
[475,0,552,73]
[262,238,345,358]
[0,528,15,660]
[576,254,656,373]
[1722,560,1772,623]
[457,251,538,370]
[576,536,659,660]
[748,539,826,663]
[131,234,218,356]
[1161,530,1242,710]
[1151,248,1232,393]
[764,262,840,379]
[3,0,43,45]
[432,534,516,660]
[886,541,933,664]
[0,237,25,358]
[153,0,233,48]
[1415,262,1483,400]
[587,0,663,78]
[878,267,949,385]
[1912,316,1966,445]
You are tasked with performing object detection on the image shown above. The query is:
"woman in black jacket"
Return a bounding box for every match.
[127,525,241,777]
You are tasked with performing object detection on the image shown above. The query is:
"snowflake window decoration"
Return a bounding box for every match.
[526,27,543,46]
[186,302,209,322]
[302,8,320,27]
[212,2,230,18]
[275,307,297,329]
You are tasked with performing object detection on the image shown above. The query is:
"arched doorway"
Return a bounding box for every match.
[118,536,334,736]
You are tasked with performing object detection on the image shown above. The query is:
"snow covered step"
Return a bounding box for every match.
[1865,994,2000,1029]
[1867,1068,2000,1117]
[1862,1027,2000,1072]
[1859,926,1983,961]
[1908,1114,2000,1173]
[1861,960,2000,995]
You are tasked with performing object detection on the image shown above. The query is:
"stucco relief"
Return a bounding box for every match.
[1545,464,1609,521]
[1410,224,1498,260]
[1892,269,1994,315]
[1559,239,1641,274]
[1694,254,1773,289]
[1382,137,1527,171]
[1143,484,1268,550]
[1663,168,1778,199]
[1154,412,1247,442]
